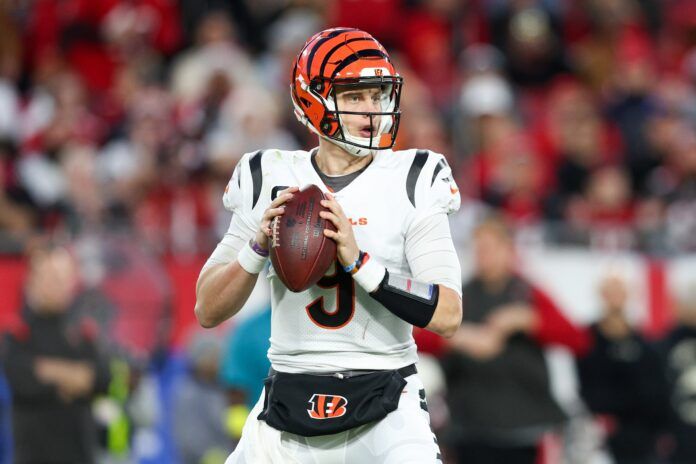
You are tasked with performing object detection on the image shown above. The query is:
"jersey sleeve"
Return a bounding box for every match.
[404,151,462,295]
[223,152,251,214]
[202,152,262,272]
[223,150,265,230]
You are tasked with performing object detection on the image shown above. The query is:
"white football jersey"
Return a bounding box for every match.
[223,148,460,373]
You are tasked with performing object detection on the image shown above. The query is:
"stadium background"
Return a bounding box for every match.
[1,0,695,462]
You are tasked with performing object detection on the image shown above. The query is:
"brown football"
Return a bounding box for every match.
[270,184,337,292]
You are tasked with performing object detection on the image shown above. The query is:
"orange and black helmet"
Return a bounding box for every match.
[291,28,403,156]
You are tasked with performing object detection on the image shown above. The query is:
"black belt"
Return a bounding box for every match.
[269,363,417,379]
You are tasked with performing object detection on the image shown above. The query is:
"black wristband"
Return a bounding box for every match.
[369,270,439,328]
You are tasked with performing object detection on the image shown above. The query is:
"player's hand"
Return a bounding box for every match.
[255,186,299,250]
[320,193,360,267]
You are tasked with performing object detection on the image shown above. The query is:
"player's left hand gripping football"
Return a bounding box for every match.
[320,193,360,267]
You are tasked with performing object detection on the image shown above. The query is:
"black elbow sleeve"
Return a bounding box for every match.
[369,270,439,328]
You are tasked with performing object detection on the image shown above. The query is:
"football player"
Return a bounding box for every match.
[195,28,462,463]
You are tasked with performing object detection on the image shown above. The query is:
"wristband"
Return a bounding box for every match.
[342,251,367,274]
[249,239,269,257]
[237,240,268,274]
[352,254,386,293]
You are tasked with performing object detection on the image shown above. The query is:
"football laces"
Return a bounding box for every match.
[271,216,281,248]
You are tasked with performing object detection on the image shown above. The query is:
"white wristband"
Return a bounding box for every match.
[352,257,386,293]
[236,241,268,274]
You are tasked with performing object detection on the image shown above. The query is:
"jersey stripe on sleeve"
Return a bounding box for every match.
[406,150,429,207]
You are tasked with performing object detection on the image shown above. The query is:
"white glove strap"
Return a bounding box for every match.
[236,241,268,274]
[352,257,386,293]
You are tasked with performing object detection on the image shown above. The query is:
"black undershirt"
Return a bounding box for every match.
[311,152,371,192]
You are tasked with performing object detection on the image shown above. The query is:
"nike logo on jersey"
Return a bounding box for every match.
[440,175,459,195]
[307,394,348,419]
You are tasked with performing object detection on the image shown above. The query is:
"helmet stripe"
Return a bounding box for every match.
[306,28,359,78]
[318,37,372,80]
[331,49,388,78]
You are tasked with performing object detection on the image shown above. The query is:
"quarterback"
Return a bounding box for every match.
[195,28,462,463]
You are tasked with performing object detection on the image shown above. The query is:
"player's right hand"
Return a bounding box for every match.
[255,186,299,250]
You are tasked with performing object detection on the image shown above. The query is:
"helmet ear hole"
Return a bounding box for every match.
[311,79,324,93]
[320,118,332,135]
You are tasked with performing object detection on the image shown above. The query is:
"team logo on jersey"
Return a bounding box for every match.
[307,394,348,419]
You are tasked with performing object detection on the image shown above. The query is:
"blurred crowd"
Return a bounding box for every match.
[1,0,696,257]
[1,0,696,463]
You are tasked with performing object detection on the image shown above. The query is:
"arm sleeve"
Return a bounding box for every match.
[405,213,462,297]
[530,286,592,355]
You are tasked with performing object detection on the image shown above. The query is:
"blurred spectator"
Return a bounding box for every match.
[0,140,35,252]
[478,134,548,228]
[576,274,667,464]
[256,7,322,147]
[648,125,696,253]
[0,9,22,84]
[487,0,569,88]
[570,0,657,93]
[173,331,231,464]
[657,282,696,464]
[460,73,514,122]
[77,235,172,363]
[605,35,660,194]
[564,166,635,249]
[0,81,19,141]
[539,79,622,213]
[398,0,476,109]
[441,216,589,464]
[170,11,252,106]
[1,245,110,464]
[218,307,271,442]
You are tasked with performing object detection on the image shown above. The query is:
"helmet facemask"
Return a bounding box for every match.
[294,76,403,157]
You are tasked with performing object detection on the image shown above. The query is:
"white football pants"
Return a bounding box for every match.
[225,373,442,464]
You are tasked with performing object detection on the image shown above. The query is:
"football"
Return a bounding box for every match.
[270,184,337,292]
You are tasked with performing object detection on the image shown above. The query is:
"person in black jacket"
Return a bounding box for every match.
[658,282,696,464]
[442,217,590,464]
[2,245,110,464]
[576,274,668,464]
